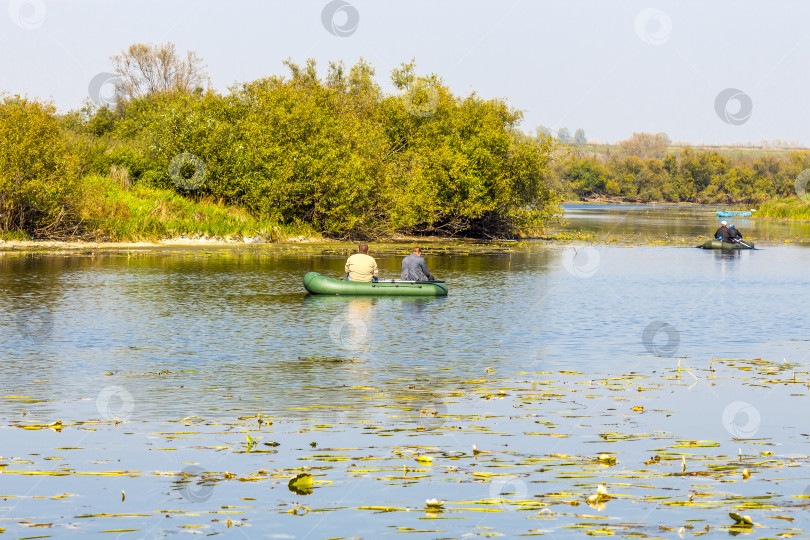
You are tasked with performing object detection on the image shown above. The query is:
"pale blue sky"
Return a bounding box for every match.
[3,0,809,146]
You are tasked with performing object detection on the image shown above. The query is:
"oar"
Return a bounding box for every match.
[735,239,753,248]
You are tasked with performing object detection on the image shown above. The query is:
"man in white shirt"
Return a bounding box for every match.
[345,244,379,282]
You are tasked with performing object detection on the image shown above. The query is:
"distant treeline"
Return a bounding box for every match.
[550,132,810,204]
[1,50,558,240]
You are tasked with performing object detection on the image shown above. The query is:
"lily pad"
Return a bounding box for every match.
[288,473,314,495]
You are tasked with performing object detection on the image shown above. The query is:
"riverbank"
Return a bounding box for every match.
[0,237,526,256]
[2,232,807,255]
[4,203,810,253]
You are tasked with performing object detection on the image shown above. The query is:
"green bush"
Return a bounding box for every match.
[94,59,560,238]
[0,96,81,237]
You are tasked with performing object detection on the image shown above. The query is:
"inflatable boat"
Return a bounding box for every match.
[303,272,448,296]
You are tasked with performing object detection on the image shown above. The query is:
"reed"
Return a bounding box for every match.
[755,197,810,221]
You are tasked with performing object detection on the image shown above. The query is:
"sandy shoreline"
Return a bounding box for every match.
[0,232,803,254]
[0,237,310,250]
[0,235,528,255]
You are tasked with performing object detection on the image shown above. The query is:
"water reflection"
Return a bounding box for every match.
[0,243,808,423]
[329,296,376,354]
[1,239,809,538]
[714,248,743,276]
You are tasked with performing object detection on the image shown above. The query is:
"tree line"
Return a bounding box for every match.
[538,126,588,145]
[550,132,810,204]
[2,43,558,239]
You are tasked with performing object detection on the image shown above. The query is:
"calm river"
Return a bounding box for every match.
[1,206,809,538]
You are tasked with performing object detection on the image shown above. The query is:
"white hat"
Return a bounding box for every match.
[720,220,728,225]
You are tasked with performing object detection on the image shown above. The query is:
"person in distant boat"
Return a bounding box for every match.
[728,223,743,243]
[714,220,733,243]
[401,247,435,282]
[345,243,379,282]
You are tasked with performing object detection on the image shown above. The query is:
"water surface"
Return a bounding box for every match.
[558,204,810,243]
[1,207,809,538]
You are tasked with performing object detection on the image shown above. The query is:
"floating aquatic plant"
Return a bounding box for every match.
[288,473,314,496]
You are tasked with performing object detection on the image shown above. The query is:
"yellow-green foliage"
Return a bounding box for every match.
[78,175,308,241]
[756,197,810,221]
[99,58,560,238]
[3,60,561,241]
[0,96,81,236]
[554,143,810,205]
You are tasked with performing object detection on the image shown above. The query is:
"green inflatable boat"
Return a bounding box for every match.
[303,272,448,296]
[700,240,755,250]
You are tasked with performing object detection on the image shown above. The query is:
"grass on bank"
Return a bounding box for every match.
[76,174,318,242]
[756,196,810,221]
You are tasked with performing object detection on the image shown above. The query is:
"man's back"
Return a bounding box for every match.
[401,252,433,281]
[714,226,732,242]
[346,253,378,282]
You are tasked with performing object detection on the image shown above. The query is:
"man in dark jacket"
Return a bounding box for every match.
[714,220,733,243]
[401,247,435,281]
[728,223,743,242]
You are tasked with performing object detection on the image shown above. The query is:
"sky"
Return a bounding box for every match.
[2,0,809,146]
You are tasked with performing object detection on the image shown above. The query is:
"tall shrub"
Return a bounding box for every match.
[0,96,80,237]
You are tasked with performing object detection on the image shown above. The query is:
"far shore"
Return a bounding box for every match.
[564,198,742,207]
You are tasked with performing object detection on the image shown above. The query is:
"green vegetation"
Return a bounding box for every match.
[0,97,81,238]
[5,40,810,242]
[1,46,559,241]
[76,175,308,241]
[552,132,810,206]
[756,196,810,221]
